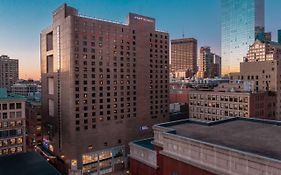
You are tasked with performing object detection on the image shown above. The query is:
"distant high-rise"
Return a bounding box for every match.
[197,47,221,78]
[0,55,19,90]
[40,4,169,174]
[213,54,222,77]
[171,38,197,78]
[221,0,264,74]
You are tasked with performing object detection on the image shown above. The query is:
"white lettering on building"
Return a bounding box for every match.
[133,16,154,23]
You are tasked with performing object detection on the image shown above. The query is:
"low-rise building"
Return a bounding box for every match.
[11,80,41,97]
[189,78,229,89]
[0,88,26,156]
[189,80,276,121]
[169,83,189,121]
[130,117,281,175]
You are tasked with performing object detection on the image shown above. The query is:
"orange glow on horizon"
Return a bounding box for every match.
[20,69,40,80]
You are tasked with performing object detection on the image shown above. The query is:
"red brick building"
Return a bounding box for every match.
[169,87,189,104]
[130,118,281,175]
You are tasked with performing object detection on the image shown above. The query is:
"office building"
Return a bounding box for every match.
[230,37,281,120]
[197,47,221,78]
[0,55,19,90]
[189,80,276,121]
[40,4,169,174]
[221,0,264,74]
[130,118,281,175]
[0,88,26,156]
[171,38,197,78]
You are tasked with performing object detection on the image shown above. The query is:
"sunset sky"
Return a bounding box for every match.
[0,0,280,80]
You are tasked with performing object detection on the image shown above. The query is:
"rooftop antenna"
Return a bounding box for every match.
[182,27,185,38]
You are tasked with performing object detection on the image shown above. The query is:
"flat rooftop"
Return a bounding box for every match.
[0,88,25,100]
[0,152,61,175]
[159,118,281,161]
[133,138,154,150]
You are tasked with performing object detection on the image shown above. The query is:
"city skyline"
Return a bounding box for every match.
[0,0,281,80]
[1,1,281,175]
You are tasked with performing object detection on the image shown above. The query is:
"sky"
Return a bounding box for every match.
[0,0,281,80]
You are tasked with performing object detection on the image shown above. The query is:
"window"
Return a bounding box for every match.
[2,104,7,110]
[9,103,15,110]
[46,32,53,51]
[48,100,54,117]
[48,78,54,95]
[16,103,21,109]
[46,55,54,73]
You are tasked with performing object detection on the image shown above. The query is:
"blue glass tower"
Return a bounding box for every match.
[221,0,264,74]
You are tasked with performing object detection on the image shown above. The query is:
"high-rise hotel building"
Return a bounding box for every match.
[40,4,169,174]
[221,0,264,74]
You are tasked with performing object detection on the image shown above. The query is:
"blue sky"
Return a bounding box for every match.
[0,0,280,79]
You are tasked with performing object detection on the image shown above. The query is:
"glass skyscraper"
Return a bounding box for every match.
[221,0,264,74]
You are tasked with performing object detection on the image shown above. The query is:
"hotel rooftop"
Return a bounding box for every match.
[130,117,281,174]
[158,118,281,161]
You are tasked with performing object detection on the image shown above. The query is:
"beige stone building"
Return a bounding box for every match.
[230,38,281,120]
[245,39,281,62]
[40,4,169,174]
[189,80,276,121]
[0,89,26,156]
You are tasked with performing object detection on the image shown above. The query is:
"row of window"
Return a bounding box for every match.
[0,112,22,120]
[75,113,137,131]
[0,146,23,156]
[75,74,137,80]
[190,101,249,110]
[75,97,137,105]
[190,94,249,103]
[75,80,136,86]
[0,120,23,128]
[75,92,137,99]
[76,109,137,118]
[191,114,226,121]
[0,137,23,147]
[75,54,137,62]
[0,103,22,110]
[191,107,249,116]
[75,67,137,74]
[0,128,23,138]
